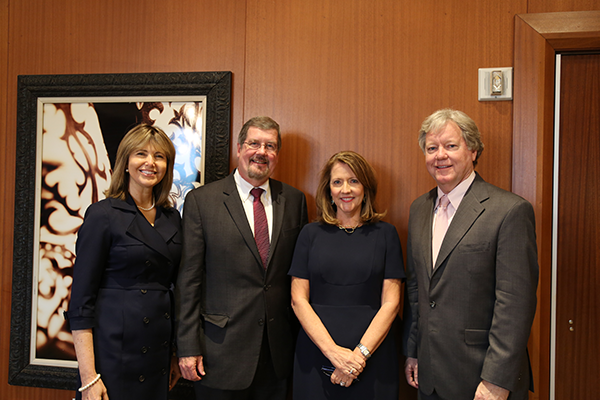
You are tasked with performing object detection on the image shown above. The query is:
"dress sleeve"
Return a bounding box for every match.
[288,224,312,279]
[384,223,406,280]
[65,203,111,330]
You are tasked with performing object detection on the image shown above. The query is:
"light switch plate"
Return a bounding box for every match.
[478,67,512,101]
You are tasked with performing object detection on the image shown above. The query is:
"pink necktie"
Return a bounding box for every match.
[251,188,269,269]
[432,194,450,267]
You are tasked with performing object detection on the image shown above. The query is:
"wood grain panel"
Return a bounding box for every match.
[2,0,598,399]
[555,53,600,400]
[1,1,246,399]
[529,0,600,13]
[5,0,248,166]
[513,18,557,400]
[243,0,520,232]
[520,10,600,49]
[513,10,600,400]
[0,0,16,398]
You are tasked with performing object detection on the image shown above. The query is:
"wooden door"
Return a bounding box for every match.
[555,53,600,399]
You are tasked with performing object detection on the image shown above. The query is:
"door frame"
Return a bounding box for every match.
[512,10,600,400]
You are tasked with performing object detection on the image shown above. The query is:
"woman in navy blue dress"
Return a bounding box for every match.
[289,151,405,399]
[66,125,182,400]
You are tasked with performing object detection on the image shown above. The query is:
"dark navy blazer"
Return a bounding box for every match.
[67,196,182,400]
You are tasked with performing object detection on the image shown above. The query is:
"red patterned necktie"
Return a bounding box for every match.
[250,188,270,269]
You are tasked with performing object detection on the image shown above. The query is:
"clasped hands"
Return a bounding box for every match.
[326,346,366,388]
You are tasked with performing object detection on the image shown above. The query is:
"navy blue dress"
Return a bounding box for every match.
[66,197,182,400]
[288,222,405,399]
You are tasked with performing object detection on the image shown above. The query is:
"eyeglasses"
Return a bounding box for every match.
[243,141,278,153]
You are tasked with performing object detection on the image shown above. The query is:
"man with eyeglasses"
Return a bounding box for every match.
[175,116,308,399]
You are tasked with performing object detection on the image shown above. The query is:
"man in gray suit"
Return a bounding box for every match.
[175,116,308,399]
[403,109,538,400]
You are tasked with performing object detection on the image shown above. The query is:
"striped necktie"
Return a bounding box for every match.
[250,188,269,269]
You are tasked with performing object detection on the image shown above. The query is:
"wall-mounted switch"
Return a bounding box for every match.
[478,67,512,101]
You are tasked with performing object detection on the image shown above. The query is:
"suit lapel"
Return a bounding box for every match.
[153,209,179,249]
[112,198,175,261]
[222,174,264,269]
[268,180,285,269]
[419,189,437,279]
[433,174,489,271]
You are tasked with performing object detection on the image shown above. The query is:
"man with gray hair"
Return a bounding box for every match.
[403,109,538,400]
[176,116,308,399]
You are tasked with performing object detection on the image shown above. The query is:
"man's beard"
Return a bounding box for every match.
[248,156,270,180]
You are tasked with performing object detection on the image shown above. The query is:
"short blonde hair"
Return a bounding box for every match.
[418,109,484,166]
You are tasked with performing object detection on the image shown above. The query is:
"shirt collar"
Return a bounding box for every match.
[436,171,476,209]
[234,169,270,201]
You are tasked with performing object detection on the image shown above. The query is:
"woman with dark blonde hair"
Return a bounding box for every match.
[289,151,405,399]
[66,124,182,400]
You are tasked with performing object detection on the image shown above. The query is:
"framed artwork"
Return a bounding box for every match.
[9,71,231,397]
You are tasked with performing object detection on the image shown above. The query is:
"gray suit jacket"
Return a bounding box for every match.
[175,173,308,390]
[403,173,538,399]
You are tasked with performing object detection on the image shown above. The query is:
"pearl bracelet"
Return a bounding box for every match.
[78,373,101,392]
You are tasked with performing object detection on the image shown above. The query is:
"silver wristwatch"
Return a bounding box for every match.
[356,343,371,359]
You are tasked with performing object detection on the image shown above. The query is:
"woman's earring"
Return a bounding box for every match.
[331,199,335,205]
[125,168,129,173]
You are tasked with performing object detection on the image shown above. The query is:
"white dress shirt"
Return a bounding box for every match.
[234,169,274,241]
[433,171,476,231]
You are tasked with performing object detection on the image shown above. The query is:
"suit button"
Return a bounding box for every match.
[141,346,148,354]
[141,289,147,294]
[162,341,169,348]
[143,317,150,324]
[258,318,264,326]
[139,375,145,382]
[145,260,151,266]
[161,369,167,375]
[263,285,271,291]
[430,301,436,308]
[164,313,170,319]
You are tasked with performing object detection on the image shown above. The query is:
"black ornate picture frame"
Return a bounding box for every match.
[9,71,231,398]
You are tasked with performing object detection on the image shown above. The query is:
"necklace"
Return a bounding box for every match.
[138,198,155,211]
[338,224,359,234]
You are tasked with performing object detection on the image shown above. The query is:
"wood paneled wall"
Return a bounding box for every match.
[1,0,597,399]
[513,11,600,400]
